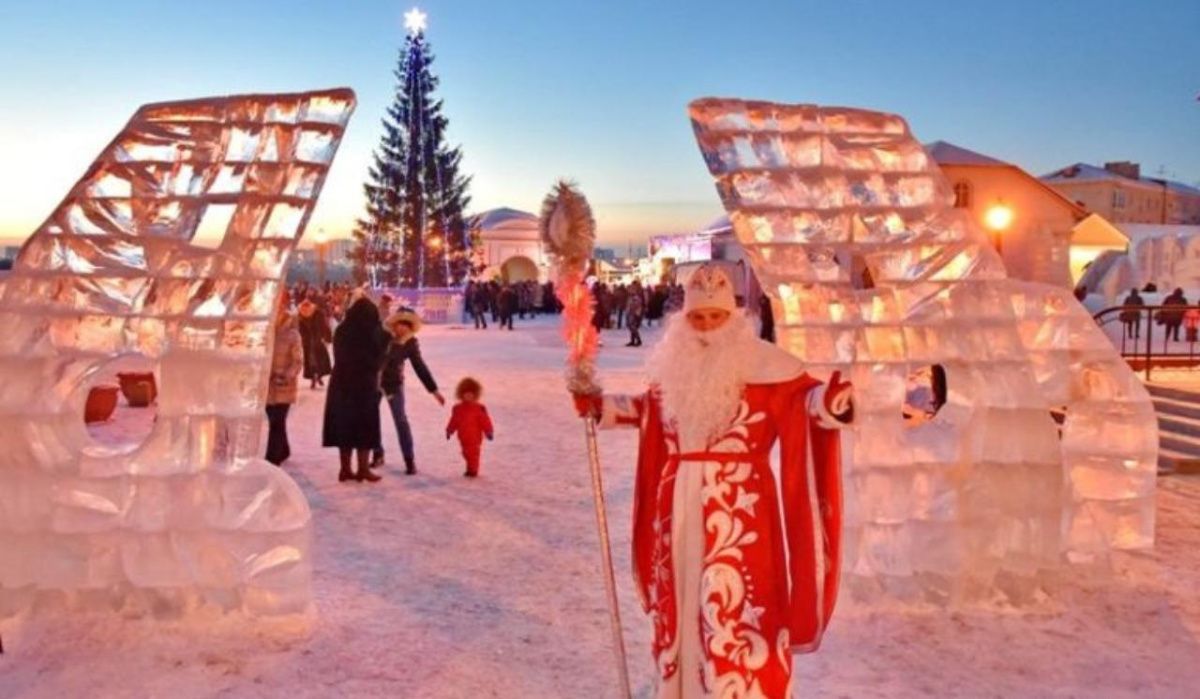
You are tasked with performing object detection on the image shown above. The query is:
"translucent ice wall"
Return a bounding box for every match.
[0,89,356,617]
[689,99,1157,603]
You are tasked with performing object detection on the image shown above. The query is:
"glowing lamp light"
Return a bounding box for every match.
[984,203,1014,232]
[313,229,328,245]
[404,7,427,35]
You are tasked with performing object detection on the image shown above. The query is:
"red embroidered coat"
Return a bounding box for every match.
[601,354,844,699]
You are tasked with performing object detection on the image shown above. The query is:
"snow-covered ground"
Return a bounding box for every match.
[3,315,1199,698]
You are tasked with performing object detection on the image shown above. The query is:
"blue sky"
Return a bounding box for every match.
[0,0,1196,246]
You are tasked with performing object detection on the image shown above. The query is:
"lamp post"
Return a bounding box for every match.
[984,201,1014,255]
[314,229,328,288]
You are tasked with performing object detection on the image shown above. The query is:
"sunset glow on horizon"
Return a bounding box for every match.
[1,0,1196,249]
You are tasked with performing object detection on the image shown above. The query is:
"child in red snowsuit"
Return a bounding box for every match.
[446,377,494,477]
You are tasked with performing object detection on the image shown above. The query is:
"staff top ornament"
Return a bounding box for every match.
[540,179,596,273]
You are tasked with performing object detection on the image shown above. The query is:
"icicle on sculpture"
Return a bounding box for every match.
[688,99,1157,603]
[0,89,356,618]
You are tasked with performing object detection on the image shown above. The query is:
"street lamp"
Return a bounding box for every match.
[984,201,1013,254]
[314,229,328,288]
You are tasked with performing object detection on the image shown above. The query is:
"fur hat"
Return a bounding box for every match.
[385,307,423,335]
[683,264,736,314]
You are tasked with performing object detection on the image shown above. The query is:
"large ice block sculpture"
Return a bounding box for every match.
[688,99,1157,603]
[0,89,356,617]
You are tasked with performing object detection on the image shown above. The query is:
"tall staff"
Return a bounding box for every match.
[539,180,632,699]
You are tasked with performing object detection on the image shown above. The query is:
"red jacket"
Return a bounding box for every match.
[446,402,494,445]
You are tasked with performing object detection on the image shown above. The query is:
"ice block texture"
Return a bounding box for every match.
[688,99,1157,603]
[0,89,356,618]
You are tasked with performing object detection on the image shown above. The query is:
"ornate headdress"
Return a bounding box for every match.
[684,264,736,313]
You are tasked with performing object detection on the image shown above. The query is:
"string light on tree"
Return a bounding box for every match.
[351,4,472,289]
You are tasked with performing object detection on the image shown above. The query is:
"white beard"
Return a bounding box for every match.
[646,311,758,450]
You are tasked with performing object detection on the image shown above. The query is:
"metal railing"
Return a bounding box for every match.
[1093,304,1200,380]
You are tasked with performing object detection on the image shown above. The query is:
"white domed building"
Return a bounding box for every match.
[471,207,549,282]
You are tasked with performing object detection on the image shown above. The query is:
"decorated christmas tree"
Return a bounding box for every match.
[351,7,472,288]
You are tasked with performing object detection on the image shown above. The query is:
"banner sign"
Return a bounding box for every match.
[382,287,464,324]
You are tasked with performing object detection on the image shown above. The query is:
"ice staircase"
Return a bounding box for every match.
[1148,383,1200,474]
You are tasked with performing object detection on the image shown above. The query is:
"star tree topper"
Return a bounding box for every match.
[404,7,428,35]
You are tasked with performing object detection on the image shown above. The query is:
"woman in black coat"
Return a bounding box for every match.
[297,291,332,389]
[322,297,387,483]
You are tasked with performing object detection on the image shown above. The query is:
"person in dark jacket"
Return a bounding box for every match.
[374,308,445,474]
[758,294,776,343]
[322,296,387,483]
[592,283,609,332]
[613,284,628,329]
[469,283,489,329]
[1160,287,1188,342]
[498,283,518,330]
[646,285,666,327]
[625,281,645,347]
[1120,288,1145,340]
[297,290,332,389]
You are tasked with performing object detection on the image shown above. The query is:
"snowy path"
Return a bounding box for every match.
[3,315,1199,698]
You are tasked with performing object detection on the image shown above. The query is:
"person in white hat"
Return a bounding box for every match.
[375,307,446,475]
[573,263,851,699]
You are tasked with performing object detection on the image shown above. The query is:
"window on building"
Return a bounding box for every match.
[953,181,972,209]
[1112,189,1127,209]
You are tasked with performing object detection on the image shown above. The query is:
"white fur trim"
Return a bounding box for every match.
[807,384,844,430]
[744,338,806,384]
[600,394,639,430]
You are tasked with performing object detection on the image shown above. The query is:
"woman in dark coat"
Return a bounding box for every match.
[297,291,332,389]
[322,296,387,483]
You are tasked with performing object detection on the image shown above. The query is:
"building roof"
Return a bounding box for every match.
[925,141,1009,167]
[1041,163,1200,196]
[470,207,542,242]
[472,207,538,230]
[1072,213,1129,247]
[698,215,731,234]
[1112,223,1200,244]
[928,141,1087,219]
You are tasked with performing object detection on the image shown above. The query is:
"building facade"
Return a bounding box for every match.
[471,207,548,283]
[929,141,1087,288]
[1042,162,1200,226]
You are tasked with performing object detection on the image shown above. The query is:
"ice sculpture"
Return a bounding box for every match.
[688,99,1157,603]
[0,89,356,618]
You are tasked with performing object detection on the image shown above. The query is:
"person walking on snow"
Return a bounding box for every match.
[572,264,853,699]
[446,376,494,477]
[625,280,645,347]
[297,290,332,389]
[470,282,490,329]
[498,283,517,330]
[376,308,445,475]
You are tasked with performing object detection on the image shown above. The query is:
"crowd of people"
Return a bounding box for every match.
[1119,284,1200,343]
[266,283,494,483]
[463,279,559,330]
[265,275,771,481]
[588,280,684,347]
